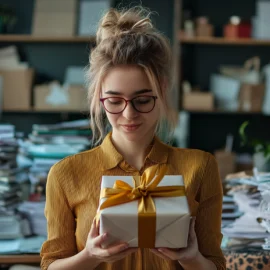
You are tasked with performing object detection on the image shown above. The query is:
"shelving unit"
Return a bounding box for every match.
[2,109,88,114]
[0,35,95,43]
[180,36,270,46]
[174,0,270,152]
[184,109,265,115]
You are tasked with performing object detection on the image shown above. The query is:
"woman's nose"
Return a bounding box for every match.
[122,101,138,119]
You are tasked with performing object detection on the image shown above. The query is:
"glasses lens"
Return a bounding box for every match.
[133,96,155,113]
[103,97,126,113]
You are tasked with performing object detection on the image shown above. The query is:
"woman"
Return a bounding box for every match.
[40,7,226,270]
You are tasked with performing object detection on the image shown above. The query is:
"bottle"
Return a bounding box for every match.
[224,16,241,39]
[184,20,195,38]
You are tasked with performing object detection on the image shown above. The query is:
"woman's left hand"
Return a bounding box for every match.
[150,217,199,263]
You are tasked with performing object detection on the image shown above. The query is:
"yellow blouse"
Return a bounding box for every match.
[40,133,226,270]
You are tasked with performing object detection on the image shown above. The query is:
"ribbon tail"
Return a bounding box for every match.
[138,195,156,248]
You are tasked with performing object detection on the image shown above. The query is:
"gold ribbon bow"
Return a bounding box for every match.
[98,165,186,248]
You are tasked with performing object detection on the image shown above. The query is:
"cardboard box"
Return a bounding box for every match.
[34,83,88,111]
[183,92,214,111]
[99,175,190,248]
[0,69,34,110]
[238,83,265,112]
[32,0,76,36]
[35,0,76,12]
[214,150,236,181]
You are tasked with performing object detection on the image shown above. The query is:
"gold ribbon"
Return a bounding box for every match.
[98,165,186,248]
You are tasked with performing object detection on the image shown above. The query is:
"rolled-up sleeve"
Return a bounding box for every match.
[196,154,226,270]
[40,162,77,270]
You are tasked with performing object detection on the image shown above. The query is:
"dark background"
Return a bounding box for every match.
[0,0,269,154]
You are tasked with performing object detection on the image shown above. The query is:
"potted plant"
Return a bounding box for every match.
[239,121,270,171]
[0,5,17,34]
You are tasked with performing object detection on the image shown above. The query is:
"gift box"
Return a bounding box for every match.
[98,166,190,248]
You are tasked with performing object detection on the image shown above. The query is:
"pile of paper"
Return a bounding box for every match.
[0,124,25,215]
[0,124,32,241]
[17,201,46,237]
[12,119,93,237]
[222,195,241,227]
[0,236,46,254]
[222,168,270,249]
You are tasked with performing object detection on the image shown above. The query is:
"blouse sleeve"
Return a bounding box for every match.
[40,162,77,270]
[196,153,226,270]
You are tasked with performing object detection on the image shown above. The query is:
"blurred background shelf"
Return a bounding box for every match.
[183,109,266,115]
[180,36,270,46]
[2,108,267,115]
[0,35,95,43]
[0,255,41,264]
[2,109,88,114]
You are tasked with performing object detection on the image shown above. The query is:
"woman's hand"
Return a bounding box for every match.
[84,218,137,264]
[150,217,199,263]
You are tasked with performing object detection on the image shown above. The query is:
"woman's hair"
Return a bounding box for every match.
[86,6,177,145]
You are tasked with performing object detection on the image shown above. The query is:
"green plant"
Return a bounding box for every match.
[239,121,270,160]
[0,5,17,33]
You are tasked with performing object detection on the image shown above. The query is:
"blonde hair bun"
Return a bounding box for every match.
[96,7,153,44]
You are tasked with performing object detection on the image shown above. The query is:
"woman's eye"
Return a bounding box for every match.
[108,99,122,105]
[135,97,151,104]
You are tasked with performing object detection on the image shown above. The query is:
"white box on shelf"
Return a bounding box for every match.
[210,74,240,111]
[257,1,270,23]
[78,0,111,36]
[64,66,85,85]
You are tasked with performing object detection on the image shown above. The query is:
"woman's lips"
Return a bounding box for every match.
[121,124,141,131]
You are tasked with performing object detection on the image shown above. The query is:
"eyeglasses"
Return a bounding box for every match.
[100,96,158,114]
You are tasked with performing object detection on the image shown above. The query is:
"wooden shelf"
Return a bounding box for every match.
[183,109,265,115]
[0,35,95,43]
[2,109,89,114]
[180,36,270,46]
[0,254,41,264]
[2,109,266,115]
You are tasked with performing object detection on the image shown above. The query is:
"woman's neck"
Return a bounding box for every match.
[111,132,154,171]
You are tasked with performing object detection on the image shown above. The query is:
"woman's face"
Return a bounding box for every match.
[101,65,160,143]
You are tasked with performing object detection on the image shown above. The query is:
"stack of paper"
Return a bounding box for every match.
[17,201,46,236]
[222,191,267,239]
[222,196,241,227]
[0,124,26,215]
[0,235,46,254]
[0,215,31,239]
[222,168,270,248]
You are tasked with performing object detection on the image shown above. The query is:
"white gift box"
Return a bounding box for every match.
[98,175,190,248]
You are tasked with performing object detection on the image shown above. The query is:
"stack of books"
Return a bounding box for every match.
[221,169,270,249]
[0,124,32,240]
[0,124,22,215]
[14,119,93,237]
[18,119,92,196]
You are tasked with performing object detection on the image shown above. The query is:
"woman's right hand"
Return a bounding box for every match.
[84,218,137,264]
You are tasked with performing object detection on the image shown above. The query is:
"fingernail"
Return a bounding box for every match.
[158,248,164,252]
[103,233,107,239]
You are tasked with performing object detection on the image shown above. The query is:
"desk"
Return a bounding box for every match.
[0,255,40,265]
